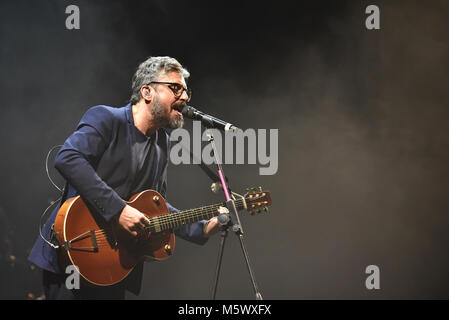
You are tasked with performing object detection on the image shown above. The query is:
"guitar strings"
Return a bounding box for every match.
[73,202,239,247]
[150,199,244,230]
[110,200,239,234]
[70,199,248,246]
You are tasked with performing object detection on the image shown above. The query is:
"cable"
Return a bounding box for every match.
[39,144,64,249]
[45,145,63,192]
[39,197,61,249]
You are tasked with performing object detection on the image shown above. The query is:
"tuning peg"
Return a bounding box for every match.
[264,206,269,213]
[258,186,262,192]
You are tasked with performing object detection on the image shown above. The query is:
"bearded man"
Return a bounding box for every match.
[29,56,220,299]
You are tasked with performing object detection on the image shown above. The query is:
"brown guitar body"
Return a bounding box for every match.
[53,189,174,286]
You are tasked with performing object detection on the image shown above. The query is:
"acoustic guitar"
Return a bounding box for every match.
[54,188,271,286]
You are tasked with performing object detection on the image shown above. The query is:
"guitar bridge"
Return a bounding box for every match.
[64,230,99,252]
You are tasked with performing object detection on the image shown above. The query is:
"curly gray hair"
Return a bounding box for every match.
[129,56,190,104]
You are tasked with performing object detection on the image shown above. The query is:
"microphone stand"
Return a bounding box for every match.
[205,133,263,300]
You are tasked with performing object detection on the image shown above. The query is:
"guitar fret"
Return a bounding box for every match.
[201,206,205,220]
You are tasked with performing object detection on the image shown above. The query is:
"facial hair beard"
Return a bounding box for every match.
[151,94,184,129]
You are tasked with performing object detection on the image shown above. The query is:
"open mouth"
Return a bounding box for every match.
[172,104,185,116]
[172,104,185,113]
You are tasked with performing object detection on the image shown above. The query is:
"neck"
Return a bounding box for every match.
[146,198,247,233]
[132,101,158,136]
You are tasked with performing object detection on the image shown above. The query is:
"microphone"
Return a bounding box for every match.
[181,105,240,132]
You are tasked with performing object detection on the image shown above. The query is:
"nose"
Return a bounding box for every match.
[179,88,190,102]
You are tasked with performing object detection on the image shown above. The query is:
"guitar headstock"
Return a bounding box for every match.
[244,187,272,215]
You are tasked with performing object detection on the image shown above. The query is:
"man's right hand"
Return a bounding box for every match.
[115,205,151,239]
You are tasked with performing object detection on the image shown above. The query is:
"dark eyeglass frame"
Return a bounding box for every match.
[147,81,192,102]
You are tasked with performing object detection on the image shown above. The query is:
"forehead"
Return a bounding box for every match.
[157,70,187,87]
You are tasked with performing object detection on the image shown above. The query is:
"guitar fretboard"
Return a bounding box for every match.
[148,198,245,233]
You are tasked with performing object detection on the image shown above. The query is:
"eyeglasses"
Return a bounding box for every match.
[148,81,192,102]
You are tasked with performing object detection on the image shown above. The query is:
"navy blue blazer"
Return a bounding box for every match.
[29,104,208,292]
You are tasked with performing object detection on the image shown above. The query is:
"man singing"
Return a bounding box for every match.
[29,56,220,299]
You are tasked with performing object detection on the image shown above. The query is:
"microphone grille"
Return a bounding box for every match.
[181,105,189,115]
[181,105,197,118]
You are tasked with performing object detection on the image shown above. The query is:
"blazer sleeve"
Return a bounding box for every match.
[54,106,126,222]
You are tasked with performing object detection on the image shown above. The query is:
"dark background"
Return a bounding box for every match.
[0,0,448,299]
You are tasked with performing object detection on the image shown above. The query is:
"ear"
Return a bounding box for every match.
[140,85,152,102]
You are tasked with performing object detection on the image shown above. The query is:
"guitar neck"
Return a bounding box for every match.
[149,198,246,233]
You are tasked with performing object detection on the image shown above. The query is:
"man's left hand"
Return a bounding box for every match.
[203,206,229,237]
